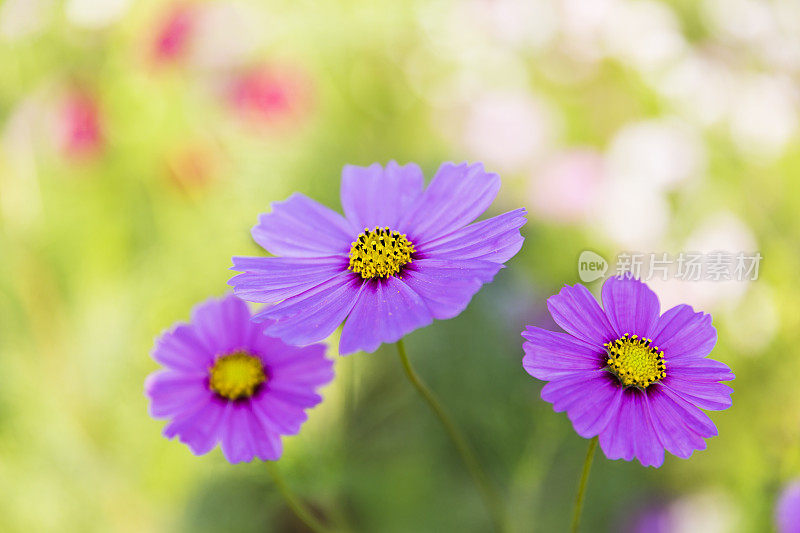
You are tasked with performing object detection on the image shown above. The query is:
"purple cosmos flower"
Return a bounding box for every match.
[776,479,800,533]
[522,276,734,467]
[145,294,334,463]
[229,161,526,355]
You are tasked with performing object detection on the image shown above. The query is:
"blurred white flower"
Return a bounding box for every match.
[66,0,131,29]
[656,51,735,127]
[702,0,775,46]
[0,0,51,41]
[668,492,738,533]
[729,74,798,159]
[592,177,669,249]
[606,118,706,191]
[462,89,557,173]
[723,284,778,354]
[768,0,800,71]
[528,149,605,224]
[650,212,758,312]
[186,2,260,72]
[601,0,686,73]
[1,97,44,228]
[465,0,558,52]
[558,0,619,62]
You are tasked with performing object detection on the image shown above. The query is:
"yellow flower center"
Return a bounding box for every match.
[347,226,415,279]
[604,334,667,388]
[209,352,266,400]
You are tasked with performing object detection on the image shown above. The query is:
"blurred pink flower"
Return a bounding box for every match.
[148,1,258,71]
[528,149,604,223]
[462,89,556,172]
[57,89,103,159]
[151,4,196,63]
[226,65,313,130]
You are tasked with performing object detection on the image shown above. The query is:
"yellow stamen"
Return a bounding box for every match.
[209,351,266,400]
[347,226,415,279]
[604,334,667,389]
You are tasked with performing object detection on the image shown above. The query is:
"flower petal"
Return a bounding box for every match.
[598,388,637,462]
[776,481,800,533]
[163,396,227,455]
[257,271,364,346]
[417,208,527,263]
[522,326,604,381]
[629,391,665,467]
[244,407,283,461]
[655,386,718,438]
[400,162,500,242]
[229,256,346,303]
[546,284,616,346]
[340,161,425,231]
[652,304,717,361]
[251,193,353,257]
[601,276,661,338]
[220,403,256,464]
[191,294,253,354]
[540,369,624,438]
[660,379,733,411]
[401,258,502,319]
[667,357,734,382]
[339,277,433,354]
[646,387,708,459]
[152,323,214,373]
[145,370,208,418]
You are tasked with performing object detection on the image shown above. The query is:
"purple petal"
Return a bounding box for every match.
[599,389,637,462]
[269,350,335,388]
[652,305,717,361]
[646,387,708,459]
[399,162,500,242]
[567,375,623,438]
[152,323,214,373]
[601,276,661,338]
[257,271,364,346]
[776,480,800,533]
[660,379,733,411]
[340,161,425,231]
[229,256,346,303]
[190,294,253,354]
[145,370,208,418]
[417,208,526,263]
[401,258,502,320]
[629,391,665,467]
[251,193,353,257]
[220,403,256,464]
[539,369,624,438]
[667,358,734,382]
[522,326,604,380]
[546,284,617,346]
[655,386,718,438]
[244,408,283,461]
[339,277,433,354]
[163,396,227,455]
[251,391,307,435]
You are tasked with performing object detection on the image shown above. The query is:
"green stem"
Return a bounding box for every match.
[571,436,598,533]
[395,339,507,532]
[266,462,331,533]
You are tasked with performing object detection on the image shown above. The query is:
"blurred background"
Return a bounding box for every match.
[1,0,798,531]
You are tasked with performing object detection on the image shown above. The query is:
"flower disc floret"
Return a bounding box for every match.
[604,334,666,388]
[348,226,415,279]
[209,351,267,400]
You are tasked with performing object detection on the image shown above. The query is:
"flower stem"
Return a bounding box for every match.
[395,339,507,532]
[266,462,331,533]
[571,436,598,533]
